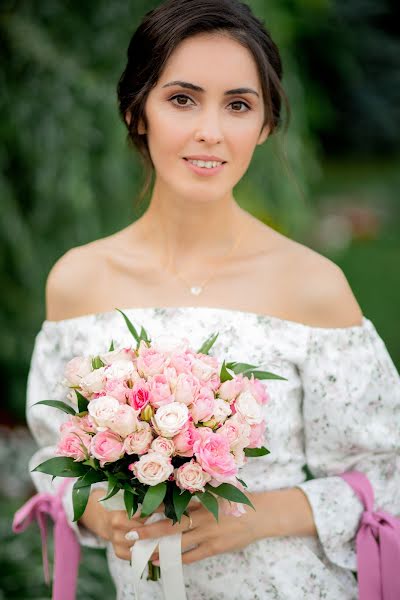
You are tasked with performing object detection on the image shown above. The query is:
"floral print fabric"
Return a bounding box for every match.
[25,306,400,599]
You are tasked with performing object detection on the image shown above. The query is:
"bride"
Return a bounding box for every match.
[23,1,400,599]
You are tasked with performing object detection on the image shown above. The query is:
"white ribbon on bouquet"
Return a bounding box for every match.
[101,490,187,600]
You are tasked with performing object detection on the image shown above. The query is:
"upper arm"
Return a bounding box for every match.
[298,252,364,328]
[45,245,96,321]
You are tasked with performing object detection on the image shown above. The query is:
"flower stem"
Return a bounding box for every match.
[147,559,161,581]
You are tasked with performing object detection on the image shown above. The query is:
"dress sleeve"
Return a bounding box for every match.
[295,317,400,571]
[26,322,107,549]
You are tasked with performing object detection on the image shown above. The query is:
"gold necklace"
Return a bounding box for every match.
[164,212,251,296]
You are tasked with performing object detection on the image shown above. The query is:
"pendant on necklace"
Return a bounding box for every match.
[190,286,203,296]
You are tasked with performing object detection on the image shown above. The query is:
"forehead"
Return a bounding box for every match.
[158,33,261,91]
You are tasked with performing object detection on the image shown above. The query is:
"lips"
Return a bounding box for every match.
[184,157,227,163]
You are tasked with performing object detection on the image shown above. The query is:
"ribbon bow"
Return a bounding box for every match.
[12,478,80,600]
[339,470,400,600]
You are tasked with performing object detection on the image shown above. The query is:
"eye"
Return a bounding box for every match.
[169,94,195,108]
[168,94,251,112]
[229,100,251,113]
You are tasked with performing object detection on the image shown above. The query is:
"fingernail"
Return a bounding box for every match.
[125,530,140,541]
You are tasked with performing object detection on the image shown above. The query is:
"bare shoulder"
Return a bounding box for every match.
[45,237,110,321]
[284,240,364,328]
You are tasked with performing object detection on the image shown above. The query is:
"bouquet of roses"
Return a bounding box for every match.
[32,308,286,582]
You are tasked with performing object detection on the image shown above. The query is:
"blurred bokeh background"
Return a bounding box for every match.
[1,0,399,597]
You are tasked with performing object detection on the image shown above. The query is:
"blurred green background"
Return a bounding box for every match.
[1,0,399,597]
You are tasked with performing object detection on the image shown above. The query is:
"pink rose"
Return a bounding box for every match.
[169,351,193,375]
[218,414,250,449]
[174,459,211,493]
[191,387,215,423]
[218,376,245,402]
[129,451,173,486]
[56,430,92,461]
[245,377,269,406]
[127,382,151,411]
[248,419,267,448]
[172,421,200,457]
[190,354,220,390]
[193,430,238,482]
[123,422,153,455]
[174,373,199,405]
[107,404,139,438]
[90,431,124,467]
[148,374,174,408]
[104,378,131,403]
[150,436,175,457]
[136,343,167,378]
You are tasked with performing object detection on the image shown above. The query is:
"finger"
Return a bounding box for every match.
[181,543,211,565]
[149,528,201,563]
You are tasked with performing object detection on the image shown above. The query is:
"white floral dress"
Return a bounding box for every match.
[26,306,400,600]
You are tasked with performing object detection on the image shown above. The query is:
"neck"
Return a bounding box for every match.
[135,178,249,275]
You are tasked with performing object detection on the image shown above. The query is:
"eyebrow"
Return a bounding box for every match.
[161,80,259,97]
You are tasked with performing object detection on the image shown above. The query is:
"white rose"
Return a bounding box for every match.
[63,356,93,387]
[213,398,232,424]
[151,334,189,354]
[150,436,175,457]
[190,358,216,381]
[123,422,153,454]
[234,390,263,425]
[100,348,135,365]
[174,460,211,493]
[80,367,107,394]
[104,360,136,380]
[88,395,120,429]
[107,404,139,438]
[152,402,189,438]
[130,452,173,486]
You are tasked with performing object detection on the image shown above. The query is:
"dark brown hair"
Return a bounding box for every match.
[117,0,289,203]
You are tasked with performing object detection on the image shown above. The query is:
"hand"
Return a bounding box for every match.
[126,495,261,566]
[78,488,153,560]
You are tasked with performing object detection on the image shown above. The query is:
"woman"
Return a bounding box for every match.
[25,0,400,598]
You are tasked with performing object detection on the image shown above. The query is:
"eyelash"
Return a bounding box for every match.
[168,94,251,113]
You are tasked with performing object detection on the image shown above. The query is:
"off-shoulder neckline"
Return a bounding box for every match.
[42,305,371,333]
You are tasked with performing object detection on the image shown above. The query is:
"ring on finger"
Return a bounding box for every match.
[186,512,193,531]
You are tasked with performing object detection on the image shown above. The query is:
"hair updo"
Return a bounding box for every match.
[117,0,289,202]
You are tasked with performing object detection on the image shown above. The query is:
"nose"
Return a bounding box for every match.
[194,108,224,144]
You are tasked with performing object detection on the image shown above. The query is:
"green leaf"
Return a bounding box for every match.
[224,362,287,381]
[225,361,258,373]
[31,456,90,477]
[72,480,91,521]
[82,457,100,470]
[139,325,151,344]
[235,477,248,488]
[195,490,219,522]
[75,390,89,413]
[124,490,138,519]
[108,339,115,351]
[115,308,141,343]
[219,360,233,383]
[244,446,270,457]
[196,332,219,355]
[242,369,287,381]
[205,483,255,509]
[91,355,105,370]
[98,475,121,501]
[140,483,167,518]
[172,486,192,522]
[73,469,107,488]
[32,400,76,416]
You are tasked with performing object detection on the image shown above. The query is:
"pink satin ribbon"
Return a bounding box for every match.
[12,478,80,600]
[339,470,400,600]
